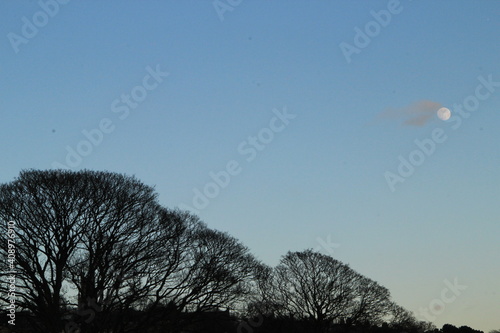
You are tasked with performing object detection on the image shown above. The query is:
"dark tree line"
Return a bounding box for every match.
[0,170,259,333]
[0,170,486,333]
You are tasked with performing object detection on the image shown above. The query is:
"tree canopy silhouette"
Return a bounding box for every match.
[0,170,467,333]
[248,249,435,333]
[256,250,392,324]
[0,170,261,333]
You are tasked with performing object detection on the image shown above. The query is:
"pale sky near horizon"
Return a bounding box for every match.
[1,1,499,331]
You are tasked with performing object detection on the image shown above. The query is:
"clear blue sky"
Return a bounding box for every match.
[1,1,499,331]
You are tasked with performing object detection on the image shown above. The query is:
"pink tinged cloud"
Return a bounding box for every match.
[380,100,442,127]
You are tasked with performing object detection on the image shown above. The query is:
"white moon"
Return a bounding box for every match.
[437,107,451,121]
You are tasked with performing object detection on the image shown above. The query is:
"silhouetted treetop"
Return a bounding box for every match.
[0,170,263,333]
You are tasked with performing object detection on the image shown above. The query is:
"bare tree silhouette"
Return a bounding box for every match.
[251,250,393,332]
[0,170,467,333]
[0,170,261,333]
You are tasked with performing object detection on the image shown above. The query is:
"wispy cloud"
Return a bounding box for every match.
[379,100,442,127]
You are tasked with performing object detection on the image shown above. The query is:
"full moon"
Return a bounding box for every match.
[437,107,451,121]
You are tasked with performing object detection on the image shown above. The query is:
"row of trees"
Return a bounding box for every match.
[0,170,481,333]
[0,170,260,332]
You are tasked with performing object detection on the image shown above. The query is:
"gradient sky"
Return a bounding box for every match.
[1,1,499,331]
